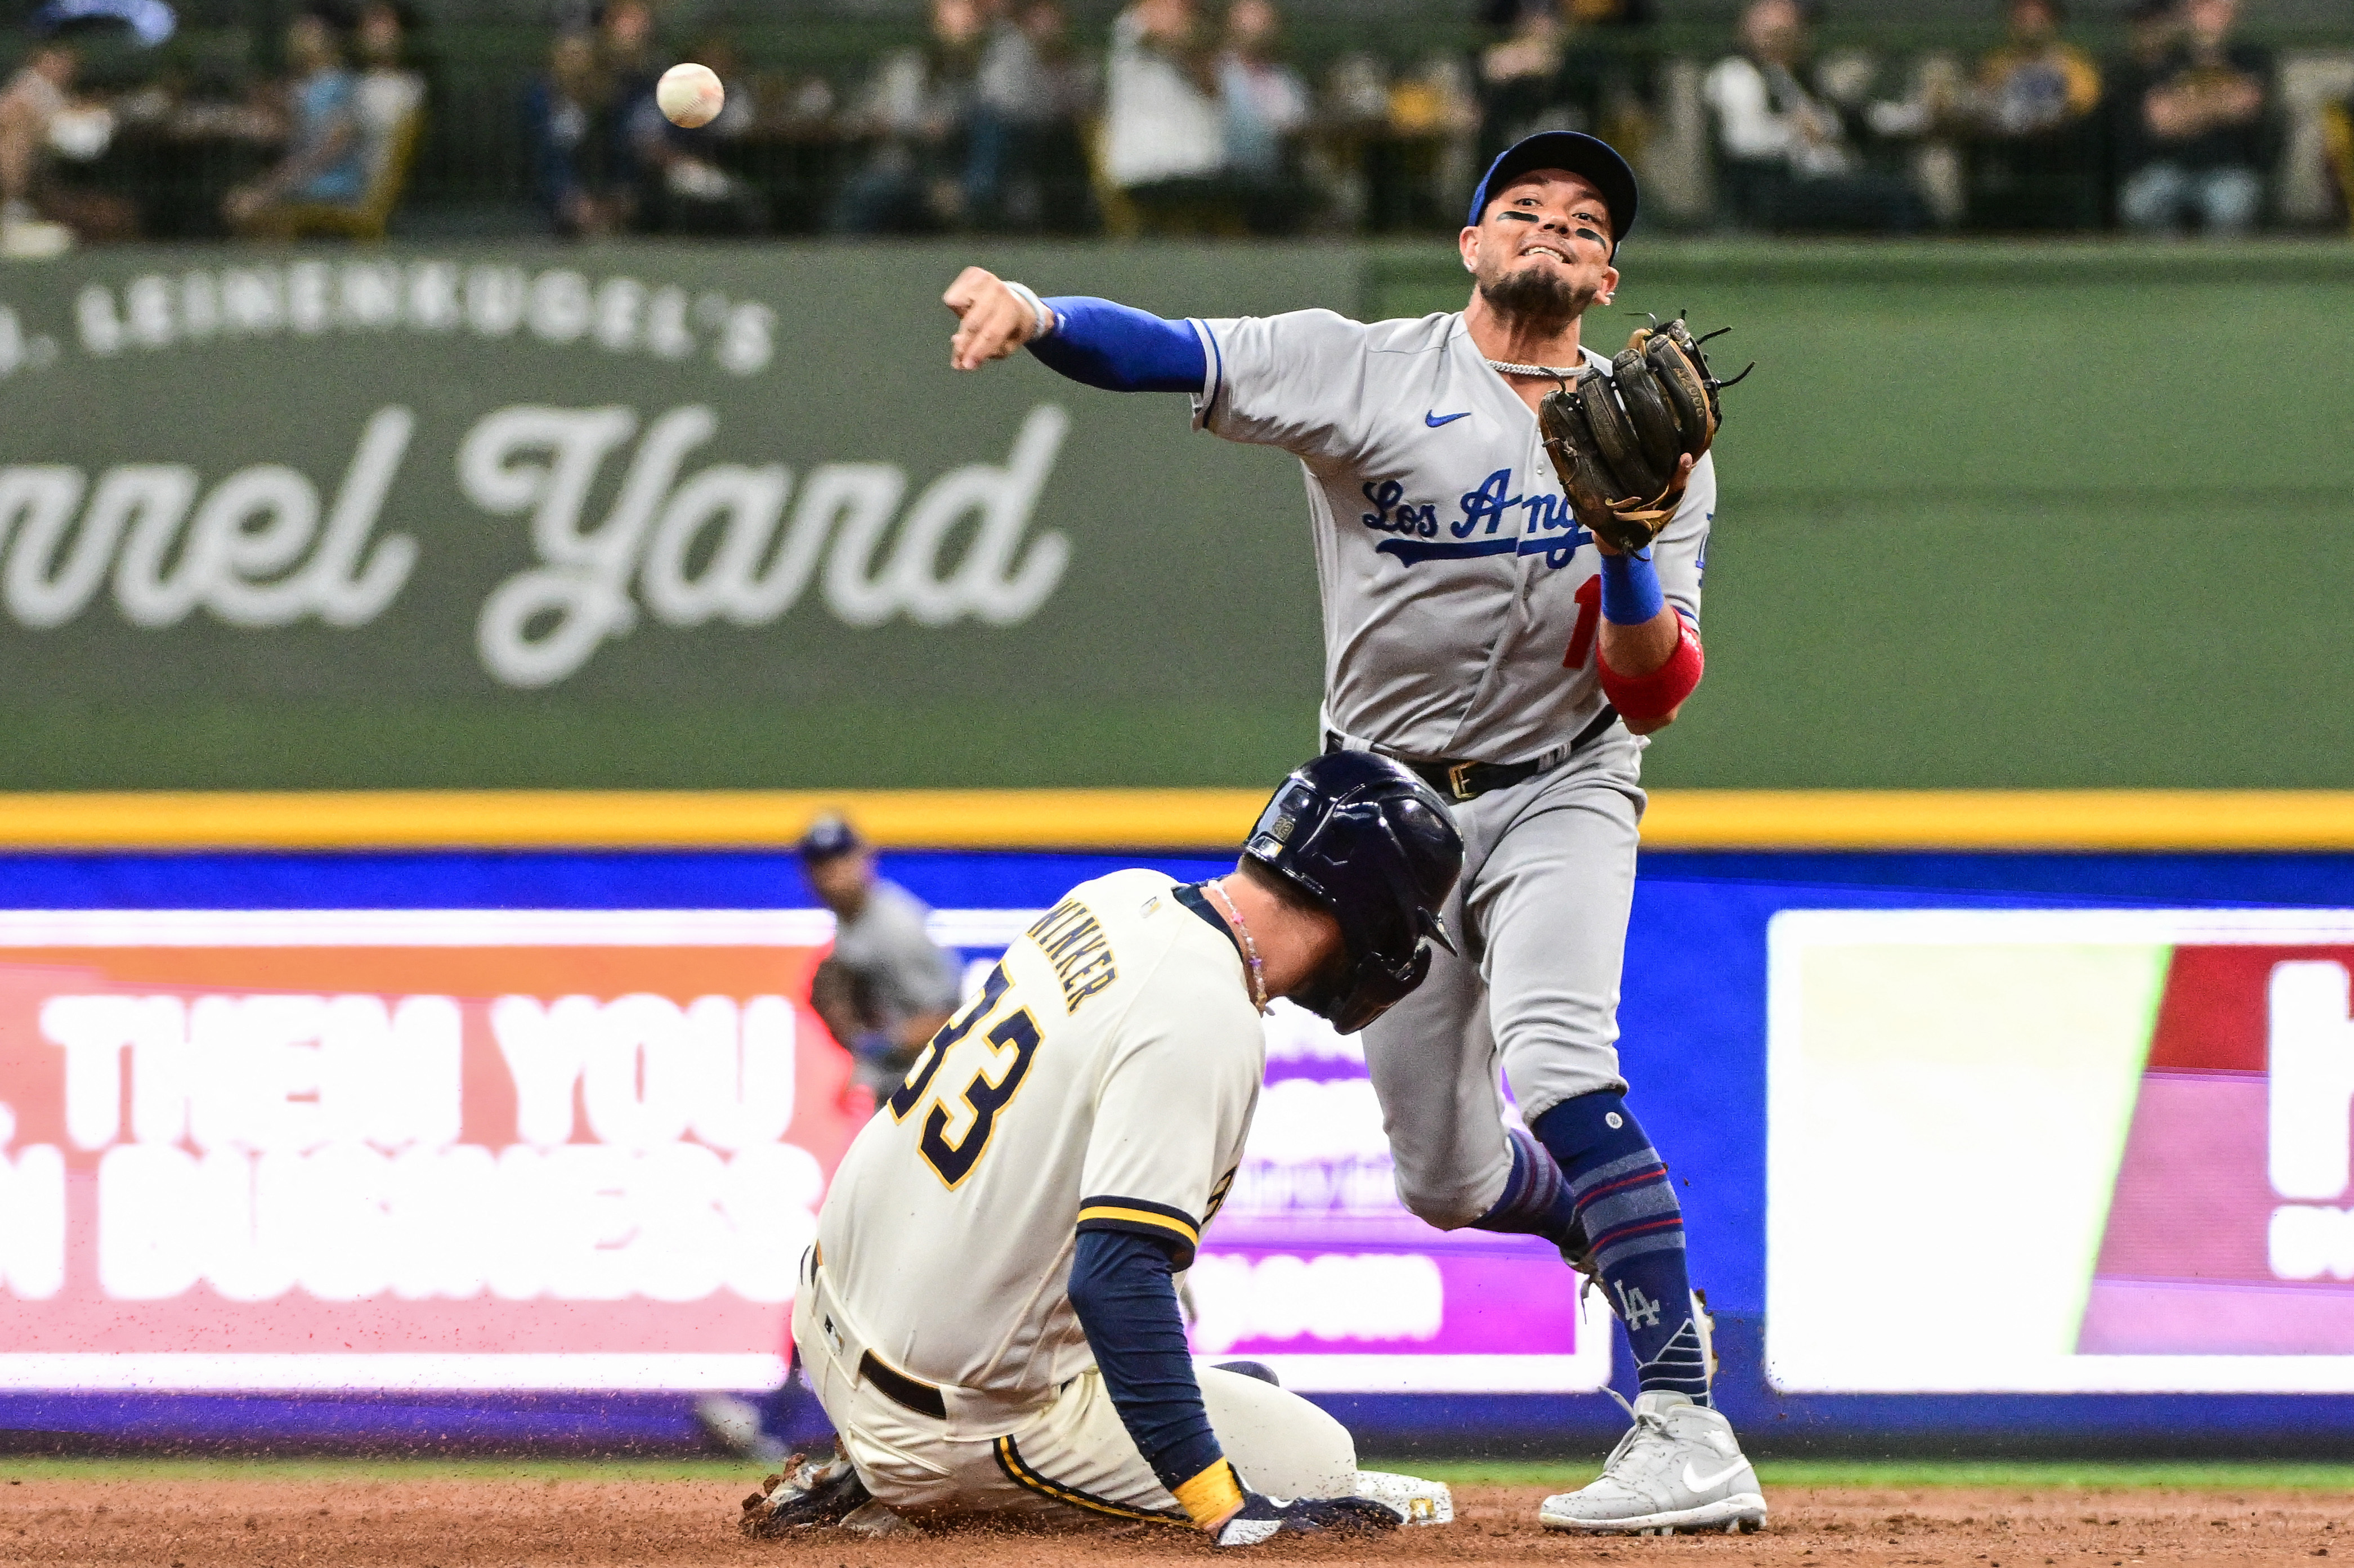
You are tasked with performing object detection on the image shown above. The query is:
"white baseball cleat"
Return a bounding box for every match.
[1349,1470,1453,1525]
[1538,1391,1767,1535]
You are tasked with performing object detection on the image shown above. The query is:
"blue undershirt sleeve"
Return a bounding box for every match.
[1066,1228,1225,1492]
[1028,296,1208,394]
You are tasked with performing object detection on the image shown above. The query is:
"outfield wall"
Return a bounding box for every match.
[6,799,2354,1455]
[3,240,2351,792]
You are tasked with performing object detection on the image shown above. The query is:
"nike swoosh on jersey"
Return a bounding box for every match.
[1682,1457,1750,1493]
[1424,410,1472,427]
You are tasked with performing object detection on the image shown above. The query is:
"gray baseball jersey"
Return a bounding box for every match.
[830,879,961,1033]
[1187,310,1713,765]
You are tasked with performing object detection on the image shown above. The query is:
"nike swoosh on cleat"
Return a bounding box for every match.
[1424,410,1471,427]
[1682,1458,1750,1493]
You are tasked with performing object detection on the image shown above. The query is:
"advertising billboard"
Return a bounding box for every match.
[0,900,1605,1398]
[1767,908,2354,1394]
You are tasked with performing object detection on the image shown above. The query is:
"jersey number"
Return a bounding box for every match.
[1563,575,1601,669]
[888,962,1044,1189]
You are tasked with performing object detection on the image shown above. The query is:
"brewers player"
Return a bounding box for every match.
[939,131,1764,1535]
[744,754,1464,1543]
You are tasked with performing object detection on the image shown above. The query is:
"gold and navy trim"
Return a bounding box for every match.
[992,1435,1189,1525]
[1075,1194,1202,1268]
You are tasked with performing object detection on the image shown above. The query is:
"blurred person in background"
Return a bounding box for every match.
[525,30,626,236]
[222,10,368,235]
[1101,0,1232,233]
[597,0,659,113]
[799,812,961,1106]
[968,0,1098,232]
[830,0,983,234]
[353,2,425,133]
[1965,0,2104,229]
[691,808,961,1466]
[2119,0,2271,235]
[1476,0,1655,166]
[348,1,424,201]
[2102,0,2182,221]
[1,36,136,254]
[628,33,765,234]
[1702,0,1926,231]
[1218,0,1309,232]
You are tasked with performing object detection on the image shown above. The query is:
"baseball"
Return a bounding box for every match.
[656,62,724,128]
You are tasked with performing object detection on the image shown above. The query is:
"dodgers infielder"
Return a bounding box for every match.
[744,754,1464,1543]
[941,130,1764,1535]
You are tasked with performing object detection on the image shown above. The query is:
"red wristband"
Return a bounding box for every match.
[1597,615,1703,722]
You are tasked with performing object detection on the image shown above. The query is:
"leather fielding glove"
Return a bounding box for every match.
[1538,316,1750,554]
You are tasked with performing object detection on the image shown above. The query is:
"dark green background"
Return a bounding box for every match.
[2,240,2347,790]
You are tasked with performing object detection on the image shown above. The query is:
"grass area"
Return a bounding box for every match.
[1377,1459,2354,1493]
[3,1456,2352,1493]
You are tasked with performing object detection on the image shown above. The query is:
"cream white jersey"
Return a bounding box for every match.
[813,868,1264,1404]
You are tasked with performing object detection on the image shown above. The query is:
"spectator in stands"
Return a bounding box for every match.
[830,0,984,234]
[525,30,626,237]
[1703,0,1927,231]
[349,2,426,203]
[2102,0,2182,219]
[0,37,135,255]
[1966,0,2104,229]
[2119,0,2271,235]
[597,0,659,114]
[1476,0,1656,165]
[222,11,369,235]
[796,812,961,1108]
[1219,0,1310,231]
[1101,0,1232,233]
[968,0,1098,231]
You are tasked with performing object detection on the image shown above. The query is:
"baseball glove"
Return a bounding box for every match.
[1538,317,1749,555]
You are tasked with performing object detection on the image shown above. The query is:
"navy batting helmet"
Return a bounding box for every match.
[1242,752,1464,1034]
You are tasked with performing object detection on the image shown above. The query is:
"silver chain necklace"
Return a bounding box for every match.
[1206,879,1270,1014]
[1487,358,1582,380]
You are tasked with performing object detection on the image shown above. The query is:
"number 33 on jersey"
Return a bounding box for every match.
[813,869,1268,1401]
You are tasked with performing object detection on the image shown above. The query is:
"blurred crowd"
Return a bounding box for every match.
[2,0,427,255]
[1703,0,2292,234]
[3,0,2351,254]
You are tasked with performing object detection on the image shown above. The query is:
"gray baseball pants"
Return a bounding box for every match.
[1359,732,1646,1230]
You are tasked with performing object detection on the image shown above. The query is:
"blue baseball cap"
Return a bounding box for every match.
[1466,131,1639,253]
[796,811,864,862]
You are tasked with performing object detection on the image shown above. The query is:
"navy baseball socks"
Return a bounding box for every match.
[1472,1092,1711,1405]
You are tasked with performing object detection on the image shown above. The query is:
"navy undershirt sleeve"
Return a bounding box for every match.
[1067,1228,1225,1491]
[1028,297,1207,393]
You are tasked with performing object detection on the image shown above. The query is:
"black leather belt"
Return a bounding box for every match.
[858,1349,947,1420]
[1327,706,1621,803]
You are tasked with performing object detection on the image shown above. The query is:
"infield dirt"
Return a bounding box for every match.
[0,1471,2344,1567]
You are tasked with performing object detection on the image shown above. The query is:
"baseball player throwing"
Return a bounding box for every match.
[744,754,1464,1542]
[939,131,1764,1535]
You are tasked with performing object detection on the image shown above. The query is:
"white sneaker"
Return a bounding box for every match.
[1538,1391,1767,1535]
